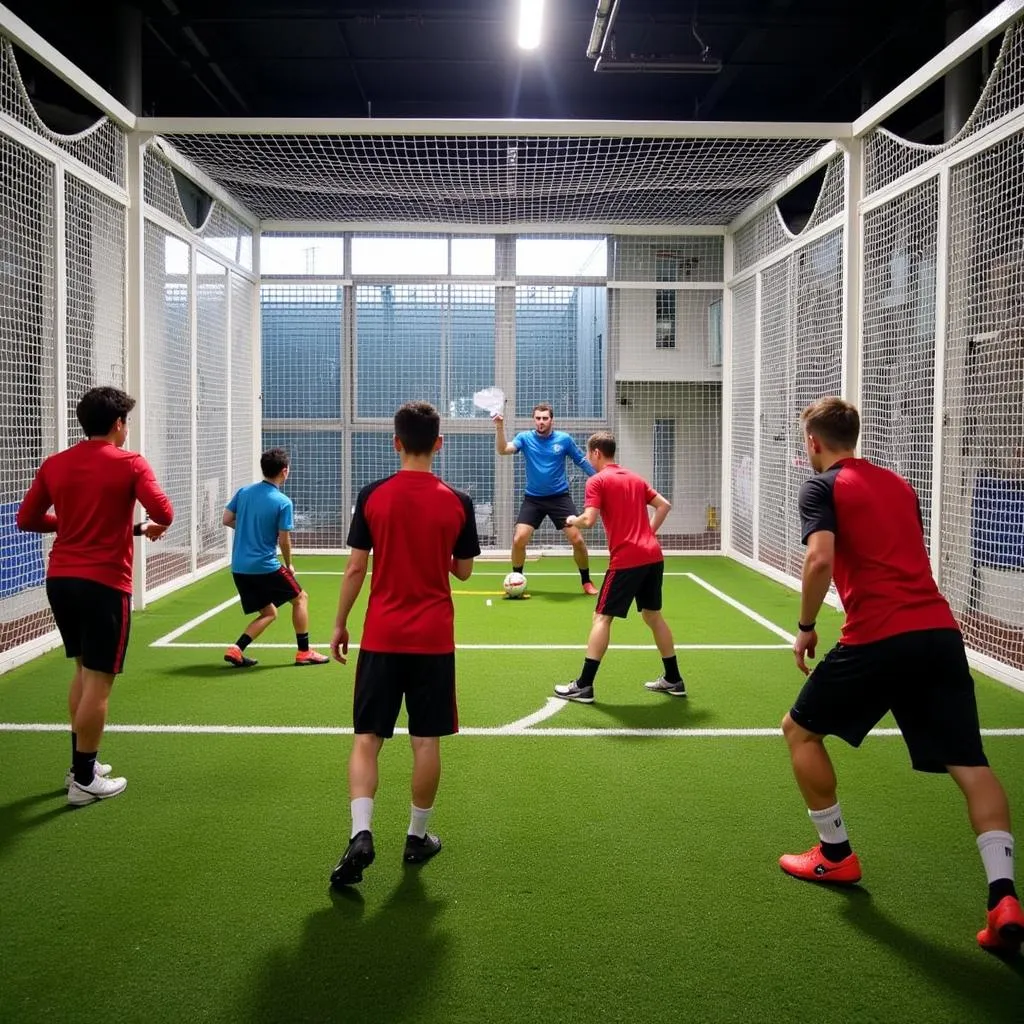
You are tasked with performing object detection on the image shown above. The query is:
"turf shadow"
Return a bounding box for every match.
[834,887,1024,1018]
[243,868,451,1023]
[0,789,67,863]
[588,701,715,730]
[161,663,283,679]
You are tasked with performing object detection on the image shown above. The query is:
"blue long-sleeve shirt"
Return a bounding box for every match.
[512,430,596,497]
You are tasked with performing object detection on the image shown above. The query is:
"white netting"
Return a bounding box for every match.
[143,143,192,229]
[0,132,57,655]
[609,236,724,281]
[942,130,1024,671]
[865,18,1024,195]
[860,178,938,542]
[231,272,256,503]
[199,202,254,271]
[0,39,124,187]
[143,222,193,590]
[196,254,229,568]
[733,207,789,274]
[158,133,823,225]
[729,277,756,558]
[64,175,126,444]
[804,155,847,231]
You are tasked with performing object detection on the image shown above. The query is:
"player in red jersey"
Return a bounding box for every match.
[328,401,480,887]
[552,431,682,704]
[17,387,173,807]
[780,397,1022,953]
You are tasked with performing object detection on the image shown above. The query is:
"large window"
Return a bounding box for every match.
[653,418,676,500]
[261,235,344,276]
[263,429,343,546]
[350,236,496,276]
[517,237,607,277]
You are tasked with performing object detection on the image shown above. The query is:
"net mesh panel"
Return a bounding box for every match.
[159,134,823,225]
[199,202,254,271]
[0,39,125,187]
[64,175,126,444]
[144,144,191,228]
[230,272,255,506]
[943,130,1024,670]
[804,155,847,231]
[729,277,756,558]
[865,19,1024,195]
[196,254,229,568]
[860,178,938,542]
[757,230,844,577]
[0,133,56,652]
[143,222,193,589]
[733,208,790,274]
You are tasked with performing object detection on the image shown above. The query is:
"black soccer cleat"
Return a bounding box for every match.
[403,832,442,865]
[330,830,375,888]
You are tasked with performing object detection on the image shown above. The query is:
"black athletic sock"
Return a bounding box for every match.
[577,658,601,689]
[70,730,77,768]
[236,634,253,652]
[661,655,682,684]
[820,839,853,862]
[988,878,1018,910]
[512,564,524,574]
[72,749,97,787]
[580,568,591,585]
[296,632,310,653]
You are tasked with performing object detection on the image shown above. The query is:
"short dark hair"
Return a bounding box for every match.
[801,397,860,450]
[587,431,616,458]
[532,402,554,417]
[394,401,440,455]
[76,386,135,437]
[260,447,290,478]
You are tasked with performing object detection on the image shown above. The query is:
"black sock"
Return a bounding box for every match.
[70,730,77,768]
[72,749,97,787]
[580,568,591,585]
[577,658,601,689]
[236,634,253,652]
[512,564,524,574]
[820,839,853,862]
[662,655,682,684]
[296,632,310,653]
[988,878,1018,910]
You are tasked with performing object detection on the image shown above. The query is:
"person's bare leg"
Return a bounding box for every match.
[564,525,594,591]
[782,713,838,810]
[511,523,533,571]
[243,604,277,642]
[331,733,385,885]
[407,735,442,842]
[641,609,684,691]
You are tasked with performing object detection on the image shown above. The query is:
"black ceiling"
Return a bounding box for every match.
[1,0,1004,138]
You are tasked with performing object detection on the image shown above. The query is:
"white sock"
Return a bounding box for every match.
[808,802,849,846]
[977,830,1015,884]
[409,804,433,839]
[350,796,374,839]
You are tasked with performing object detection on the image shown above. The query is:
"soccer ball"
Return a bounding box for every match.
[503,571,527,598]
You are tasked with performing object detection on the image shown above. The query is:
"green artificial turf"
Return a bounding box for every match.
[1,555,1022,1023]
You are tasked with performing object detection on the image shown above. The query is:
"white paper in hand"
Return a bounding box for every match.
[473,386,505,417]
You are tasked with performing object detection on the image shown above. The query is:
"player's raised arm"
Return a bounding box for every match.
[493,412,518,455]
[16,467,58,533]
[568,437,597,477]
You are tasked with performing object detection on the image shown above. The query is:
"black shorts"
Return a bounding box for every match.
[789,628,988,773]
[46,577,131,675]
[517,491,577,531]
[595,561,664,618]
[353,651,458,739]
[233,566,303,614]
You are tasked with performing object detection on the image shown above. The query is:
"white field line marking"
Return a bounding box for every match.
[151,596,241,647]
[497,697,567,733]
[150,642,793,651]
[291,571,700,577]
[2,722,1022,739]
[685,573,796,643]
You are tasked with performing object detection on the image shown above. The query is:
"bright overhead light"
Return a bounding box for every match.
[518,0,544,50]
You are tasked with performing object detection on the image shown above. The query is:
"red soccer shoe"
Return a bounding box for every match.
[779,844,862,885]
[582,582,598,596]
[977,896,1024,953]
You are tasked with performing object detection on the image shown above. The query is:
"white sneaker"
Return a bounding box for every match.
[67,774,127,806]
[64,760,113,791]
[644,676,687,697]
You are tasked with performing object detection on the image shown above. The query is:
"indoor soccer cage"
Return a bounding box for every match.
[0,1,1023,690]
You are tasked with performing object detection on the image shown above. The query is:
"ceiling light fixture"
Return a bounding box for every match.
[517,0,544,50]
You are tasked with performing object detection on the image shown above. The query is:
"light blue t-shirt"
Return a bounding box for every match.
[227,481,294,574]
[512,429,596,497]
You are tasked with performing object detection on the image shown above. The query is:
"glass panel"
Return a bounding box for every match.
[451,237,496,276]
[516,238,607,277]
[351,236,448,276]
[448,285,495,419]
[261,235,344,276]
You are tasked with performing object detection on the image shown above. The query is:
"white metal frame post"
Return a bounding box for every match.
[840,140,864,416]
[126,133,149,610]
[189,243,199,575]
[252,221,263,483]
[751,272,763,562]
[929,164,951,580]
[53,162,68,454]
[719,231,734,554]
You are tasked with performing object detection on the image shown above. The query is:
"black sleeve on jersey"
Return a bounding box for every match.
[450,487,482,559]
[798,473,838,544]
[346,484,374,551]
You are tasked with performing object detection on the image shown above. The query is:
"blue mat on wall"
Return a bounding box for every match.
[0,502,46,598]
[972,474,1024,570]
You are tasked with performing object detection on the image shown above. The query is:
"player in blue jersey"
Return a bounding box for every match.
[222,447,329,668]
[494,402,598,595]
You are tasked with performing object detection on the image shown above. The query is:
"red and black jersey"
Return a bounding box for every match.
[584,465,663,570]
[798,457,957,645]
[347,470,480,654]
[17,439,174,594]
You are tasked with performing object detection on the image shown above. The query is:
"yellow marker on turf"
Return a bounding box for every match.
[451,589,507,596]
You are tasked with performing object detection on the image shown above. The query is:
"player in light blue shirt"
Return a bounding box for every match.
[494,401,598,595]
[221,447,328,668]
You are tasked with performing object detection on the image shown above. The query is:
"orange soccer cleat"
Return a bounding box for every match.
[778,844,862,885]
[977,895,1024,953]
[295,649,330,666]
[582,581,599,596]
[224,644,257,668]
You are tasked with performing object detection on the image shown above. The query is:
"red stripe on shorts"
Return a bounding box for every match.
[278,565,302,597]
[113,593,130,673]
[595,570,616,614]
